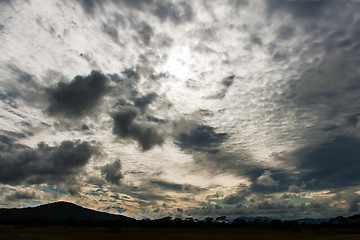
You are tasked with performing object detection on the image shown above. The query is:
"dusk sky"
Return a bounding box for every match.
[1,0,360,220]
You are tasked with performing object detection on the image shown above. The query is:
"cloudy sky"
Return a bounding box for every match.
[1,0,360,220]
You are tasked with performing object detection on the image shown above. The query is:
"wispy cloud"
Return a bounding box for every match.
[0,0,359,219]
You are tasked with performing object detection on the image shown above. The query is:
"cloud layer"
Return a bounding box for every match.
[0,137,97,184]
[46,71,109,118]
[0,0,360,219]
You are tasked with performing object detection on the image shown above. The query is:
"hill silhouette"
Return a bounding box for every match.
[1,201,360,230]
[0,201,134,222]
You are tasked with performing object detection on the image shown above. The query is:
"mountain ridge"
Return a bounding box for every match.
[1,201,359,226]
[0,201,134,221]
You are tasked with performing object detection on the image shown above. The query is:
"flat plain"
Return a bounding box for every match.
[1,226,360,240]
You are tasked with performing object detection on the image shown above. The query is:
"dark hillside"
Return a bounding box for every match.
[0,201,134,222]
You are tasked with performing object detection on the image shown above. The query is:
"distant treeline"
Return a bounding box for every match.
[1,214,360,230]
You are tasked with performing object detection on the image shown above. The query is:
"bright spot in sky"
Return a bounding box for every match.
[163,47,194,80]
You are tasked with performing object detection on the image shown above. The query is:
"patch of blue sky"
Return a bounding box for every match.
[42,186,67,195]
[287,196,313,204]
[22,201,43,208]
[199,199,223,207]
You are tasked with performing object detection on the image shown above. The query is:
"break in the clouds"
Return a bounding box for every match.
[1,0,360,220]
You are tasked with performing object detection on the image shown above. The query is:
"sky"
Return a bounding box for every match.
[0,0,360,220]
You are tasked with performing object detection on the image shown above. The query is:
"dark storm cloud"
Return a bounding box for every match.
[5,191,36,201]
[187,199,341,219]
[150,181,182,191]
[104,206,126,213]
[101,159,124,185]
[0,142,7,152]
[4,65,46,106]
[107,73,122,83]
[277,25,295,40]
[108,69,141,97]
[265,0,359,67]
[272,52,288,61]
[0,138,97,184]
[112,106,165,151]
[78,0,105,16]
[192,150,294,194]
[334,191,360,213]
[0,130,27,141]
[175,125,229,152]
[68,186,80,196]
[228,0,248,7]
[296,52,359,103]
[149,72,169,81]
[266,0,331,19]
[208,75,237,99]
[264,12,360,194]
[121,68,140,82]
[265,0,360,168]
[77,0,152,15]
[81,124,89,131]
[112,98,128,108]
[152,1,193,24]
[290,6,360,122]
[266,42,289,62]
[223,191,248,205]
[0,0,11,4]
[110,67,165,151]
[222,75,235,88]
[121,0,153,10]
[0,0,31,12]
[120,184,172,203]
[250,35,262,46]
[102,22,119,43]
[283,48,360,154]
[132,93,157,113]
[292,136,360,190]
[249,170,291,194]
[137,22,154,45]
[146,115,167,124]
[46,70,109,119]
[0,135,14,147]
[77,0,194,25]
[0,92,18,109]
[255,170,279,187]
[135,192,169,202]
[0,134,29,155]
[112,107,137,136]
[150,180,205,193]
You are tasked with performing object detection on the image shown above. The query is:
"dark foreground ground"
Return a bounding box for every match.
[1,226,360,240]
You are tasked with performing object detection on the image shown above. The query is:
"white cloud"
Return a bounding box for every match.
[256,170,279,187]
[0,0,359,219]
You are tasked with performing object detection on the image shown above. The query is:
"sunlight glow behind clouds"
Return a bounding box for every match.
[1,0,360,220]
[163,47,194,81]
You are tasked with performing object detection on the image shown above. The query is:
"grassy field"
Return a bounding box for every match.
[1,226,360,240]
